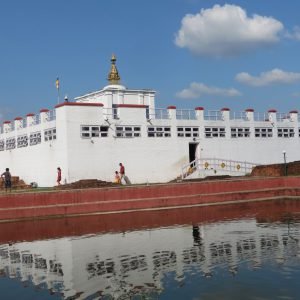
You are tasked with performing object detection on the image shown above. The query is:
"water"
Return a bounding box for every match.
[0,199,299,299]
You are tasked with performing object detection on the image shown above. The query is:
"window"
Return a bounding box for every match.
[205,127,225,138]
[115,126,141,138]
[254,127,273,138]
[177,127,199,137]
[278,128,294,138]
[44,128,56,141]
[81,125,109,138]
[30,132,41,146]
[148,126,171,137]
[0,140,4,151]
[6,137,16,150]
[231,127,250,138]
[17,135,28,148]
[112,104,119,119]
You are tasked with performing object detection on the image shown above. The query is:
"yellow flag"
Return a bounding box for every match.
[55,77,60,90]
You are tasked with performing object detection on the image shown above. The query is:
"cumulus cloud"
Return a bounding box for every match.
[176,82,241,99]
[175,4,283,57]
[285,26,300,40]
[235,69,300,86]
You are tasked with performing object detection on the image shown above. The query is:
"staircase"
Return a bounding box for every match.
[181,158,259,180]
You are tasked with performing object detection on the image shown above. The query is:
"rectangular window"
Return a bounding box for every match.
[6,138,16,150]
[80,125,109,138]
[17,135,28,148]
[0,140,4,151]
[177,127,199,138]
[205,127,226,138]
[254,127,273,138]
[44,128,57,141]
[30,132,41,146]
[278,128,294,138]
[147,126,171,137]
[115,126,141,138]
[231,127,250,138]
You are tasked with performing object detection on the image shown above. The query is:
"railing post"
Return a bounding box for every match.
[14,117,23,130]
[26,113,36,126]
[3,121,12,133]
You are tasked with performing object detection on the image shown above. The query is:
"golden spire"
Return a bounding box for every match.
[107,54,121,84]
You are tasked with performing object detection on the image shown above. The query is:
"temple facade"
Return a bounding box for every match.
[0,55,300,186]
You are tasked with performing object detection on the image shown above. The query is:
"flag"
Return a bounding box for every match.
[55,77,60,90]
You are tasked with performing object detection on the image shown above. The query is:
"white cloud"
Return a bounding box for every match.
[285,26,300,40]
[176,82,241,99]
[235,69,300,86]
[175,4,283,57]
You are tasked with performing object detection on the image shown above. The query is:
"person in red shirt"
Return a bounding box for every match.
[119,163,125,182]
[57,167,62,185]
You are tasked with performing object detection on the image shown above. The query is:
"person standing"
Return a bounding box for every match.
[119,163,125,183]
[57,167,62,185]
[1,168,12,192]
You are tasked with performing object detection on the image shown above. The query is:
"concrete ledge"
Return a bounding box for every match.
[1,176,300,222]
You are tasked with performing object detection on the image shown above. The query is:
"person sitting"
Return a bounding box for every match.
[114,171,121,184]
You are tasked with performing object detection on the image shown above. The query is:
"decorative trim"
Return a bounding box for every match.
[195,107,204,111]
[245,108,254,112]
[221,107,230,111]
[116,104,148,108]
[167,106,176,109]
[55,102,104,108]
[289,110,298,114]
[14,117,23,121]
[268,109,277,113]
[3,121,11,124]
[40,109,50,113]
[26,113,35,117]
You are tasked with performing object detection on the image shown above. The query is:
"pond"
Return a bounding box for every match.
[0,199,299,299]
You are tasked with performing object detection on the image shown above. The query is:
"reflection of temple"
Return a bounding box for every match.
[0,216,299,299]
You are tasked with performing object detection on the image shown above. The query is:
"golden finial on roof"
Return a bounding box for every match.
[107,54,121,84]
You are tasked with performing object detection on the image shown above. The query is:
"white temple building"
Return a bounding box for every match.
[0,55,300,186]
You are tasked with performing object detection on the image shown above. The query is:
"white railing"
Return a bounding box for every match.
[254,112,268,122]
[47,110,56,121]
[230,111,248,121]
[176,109,196,120]
[181,158,258,179]
[21,119,27,128]
[32,115,41,125]
[276,113,290,122]
[204,110,223,121]
[151,108,169,120]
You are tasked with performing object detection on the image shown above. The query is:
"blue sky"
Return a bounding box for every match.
[1,0,300,121]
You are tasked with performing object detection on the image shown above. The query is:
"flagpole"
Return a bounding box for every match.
[56,77,60,104]
[57,88,60,104]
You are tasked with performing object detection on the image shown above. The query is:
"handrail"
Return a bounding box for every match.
[181,158,259,179]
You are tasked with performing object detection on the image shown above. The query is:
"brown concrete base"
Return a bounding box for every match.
[0,176,300,223]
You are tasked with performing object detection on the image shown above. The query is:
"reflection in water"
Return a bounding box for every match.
[0,200,300,299]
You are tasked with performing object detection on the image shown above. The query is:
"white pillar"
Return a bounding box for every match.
[3,121,12,133]
[26,113,36,127]
[14,117,23,130]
